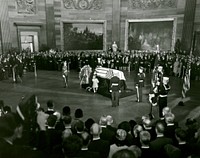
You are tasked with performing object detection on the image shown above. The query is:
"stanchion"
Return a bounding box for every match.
[34,63,37,77]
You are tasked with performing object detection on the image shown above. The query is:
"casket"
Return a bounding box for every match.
[95,67,134,98]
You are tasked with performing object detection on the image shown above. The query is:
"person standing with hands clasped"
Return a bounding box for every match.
[109,73,121,107]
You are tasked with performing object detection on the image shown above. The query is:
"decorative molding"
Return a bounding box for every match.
[63,0,103,10]
[14,22,42,27]
[16,0,36,14]
[129,0,177,10]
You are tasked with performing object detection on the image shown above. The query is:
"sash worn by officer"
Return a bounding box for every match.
[136,66,145,102]
[109,75,121,107]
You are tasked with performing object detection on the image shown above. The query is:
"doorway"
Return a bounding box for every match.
[20,32,39,52]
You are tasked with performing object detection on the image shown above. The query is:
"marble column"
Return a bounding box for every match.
[181,0,196,52]
[45,0,56,49]
[112,0,121,48]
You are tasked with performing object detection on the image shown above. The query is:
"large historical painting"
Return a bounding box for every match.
[127,20,174,51]
[63,23,104,50]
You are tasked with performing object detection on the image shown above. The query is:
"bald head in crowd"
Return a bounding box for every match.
[99,115,107,126]
[106,115,114,125]
[155,122,165,134]
[90,123,102,137]
[162,107,171,117]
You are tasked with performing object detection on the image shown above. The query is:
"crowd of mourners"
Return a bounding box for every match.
[0,49,200,82]
[0,95,200,158]
[0,49,200,158]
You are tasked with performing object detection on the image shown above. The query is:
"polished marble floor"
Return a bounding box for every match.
[0,70,200,128]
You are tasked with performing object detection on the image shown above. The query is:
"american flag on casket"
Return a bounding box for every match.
[95,67,126,80]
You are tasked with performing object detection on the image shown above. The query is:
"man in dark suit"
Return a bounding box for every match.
[106,115,117,133]
[150,122,173,158]
[110,75,121,107]
[80,131,100,158]
[62,135,83,158]
[141,116,156,141]
[45,115,62,155]
[175,128,192,158]
[99,115,115,144]
[45,100,55,115]
[0,113,45,158]
[88,123,110,158]
[164,112,178,143]
[139,130,154,158]
[55,106,71,131]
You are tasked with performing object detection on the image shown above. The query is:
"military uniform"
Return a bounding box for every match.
[136,67,145,102]
[62,61,69,88]
[110,76,121,107]
[157,77,170,118]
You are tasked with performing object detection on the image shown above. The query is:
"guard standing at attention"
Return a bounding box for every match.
[157,76,171,118]
[110,74,121,107]
[135,66,145,102]
[62,61,69,88]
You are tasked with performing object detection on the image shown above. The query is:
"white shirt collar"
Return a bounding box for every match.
[93,137,100,141]
[167,123,174,126]
[81,147,88,150]
[141,145,150,149]
[157,134,164,137]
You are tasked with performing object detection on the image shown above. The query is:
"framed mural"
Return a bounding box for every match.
[125,18,177,51]
[61,20,106,51]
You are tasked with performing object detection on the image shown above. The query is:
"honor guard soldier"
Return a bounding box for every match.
[135,66,145,102]
[62,61,69,88]
[151,65,164,89]
[148,87,158,119]
[157,76,170,118]
[2,57,10,80]
[109,74,121,107]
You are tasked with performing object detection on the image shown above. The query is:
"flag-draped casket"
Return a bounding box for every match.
[94,67,127,97]
[95,67,126,80]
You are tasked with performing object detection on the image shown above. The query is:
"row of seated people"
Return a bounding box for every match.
[0,98,200,158]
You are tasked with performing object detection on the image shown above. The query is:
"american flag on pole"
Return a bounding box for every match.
[182,51,192,98]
